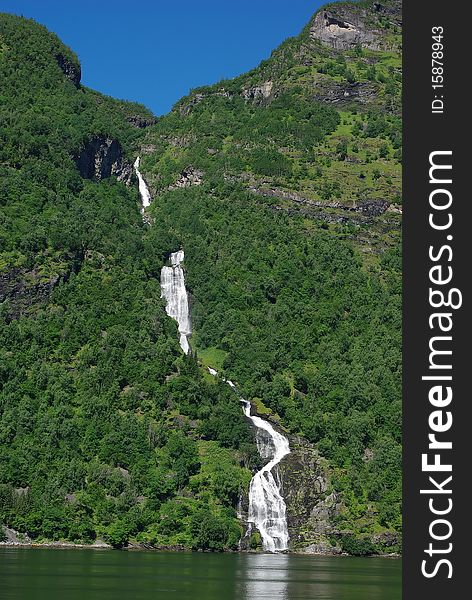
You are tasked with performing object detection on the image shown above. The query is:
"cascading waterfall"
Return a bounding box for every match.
[160,250,192,354]
[134,156,151,209]
[158,247,290,551]
[214,376,290,552]
[239,394,290,552]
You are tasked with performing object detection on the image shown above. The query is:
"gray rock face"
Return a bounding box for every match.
[179,90,234,116]
[242,81,274,104]
[300,540,342,555]
[170,167,203,189]
[277,436,343,551]
[310,9,381,50]
[0,259,80,320]
[126,115,157,128]
[55,53,81,87]
[312,79,379,107]
[372,531,401,549]
[179,93,206,116]
[1,526,31,545]
[309,1,402,51]
[372,1,403,26]
[250,186,391,222]
[75,136,133,185]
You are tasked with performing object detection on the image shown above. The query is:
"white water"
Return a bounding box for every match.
[158,244,290,551]
[160,250,191,354]
[134,156,151,209]
[241,398,290,552]
[207,368,290,552]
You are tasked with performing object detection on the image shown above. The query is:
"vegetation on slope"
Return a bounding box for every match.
[1,0,402,551]
[141,0,402,541]
[0,13,254,550]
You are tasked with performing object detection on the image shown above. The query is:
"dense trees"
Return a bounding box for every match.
[0,13,252,550]
[148,180,402,534]
[1,1,402,551]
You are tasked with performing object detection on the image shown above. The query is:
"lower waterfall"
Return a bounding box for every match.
[159,249,290,552]
[160,250,191,354]
[214,377,290,552]
[241,399,290,552]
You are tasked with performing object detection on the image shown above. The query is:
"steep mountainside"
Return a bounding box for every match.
[1,0,401,554]
[140,0,402,554]
[0,14,254,550]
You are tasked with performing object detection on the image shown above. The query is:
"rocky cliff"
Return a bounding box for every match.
[55,52,81,87]
[75,136,133,184]
[278,436,342,553]
[0,263,77,321]
[309,1,402,51]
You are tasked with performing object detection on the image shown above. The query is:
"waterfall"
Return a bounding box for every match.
[208,369,290,552]
[241,398,290,552]
[160,250,191,354]
[159,245,290,551]
[134,156,151,209]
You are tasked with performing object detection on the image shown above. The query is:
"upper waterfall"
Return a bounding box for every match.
[134,156,151,209]
[160,250,192,354]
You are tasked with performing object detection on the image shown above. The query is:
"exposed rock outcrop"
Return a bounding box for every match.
[372,530,402,551]
[242,81,274,104]
[311,10,380,50]
[310,1,401,51]
[170,167,203,189]
[271,204,369,226]
[0,258,81,321]
[277,436,344,553]
[179,93,206,116]
[250,186,391,218]
[372,1,403,26]
[356,199,390,216]
[141,144,158,154]
[312,79,379,107]
[166,134,196,148]
[75,136,133,184]
[1,526,31,545]
[126,115,157,128]
[55,53,81,87]
[180,83,275,116]
[179,90,235,116]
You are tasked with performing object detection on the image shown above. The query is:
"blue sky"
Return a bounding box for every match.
[0,0,323,115]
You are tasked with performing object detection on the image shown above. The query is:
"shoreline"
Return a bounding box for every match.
[0,540,401,558]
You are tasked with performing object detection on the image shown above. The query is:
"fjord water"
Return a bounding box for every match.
[0,549,401,600]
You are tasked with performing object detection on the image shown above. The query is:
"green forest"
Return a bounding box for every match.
[1,0,402,554]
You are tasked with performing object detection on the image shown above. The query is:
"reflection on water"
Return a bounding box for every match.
[0,548,401,600]
[238,553,290,600]
[234,553,401,600]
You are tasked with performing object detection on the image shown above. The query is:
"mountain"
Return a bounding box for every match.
[0,0,401,555]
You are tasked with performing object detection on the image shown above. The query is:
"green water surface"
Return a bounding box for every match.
[0,548,401,599]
